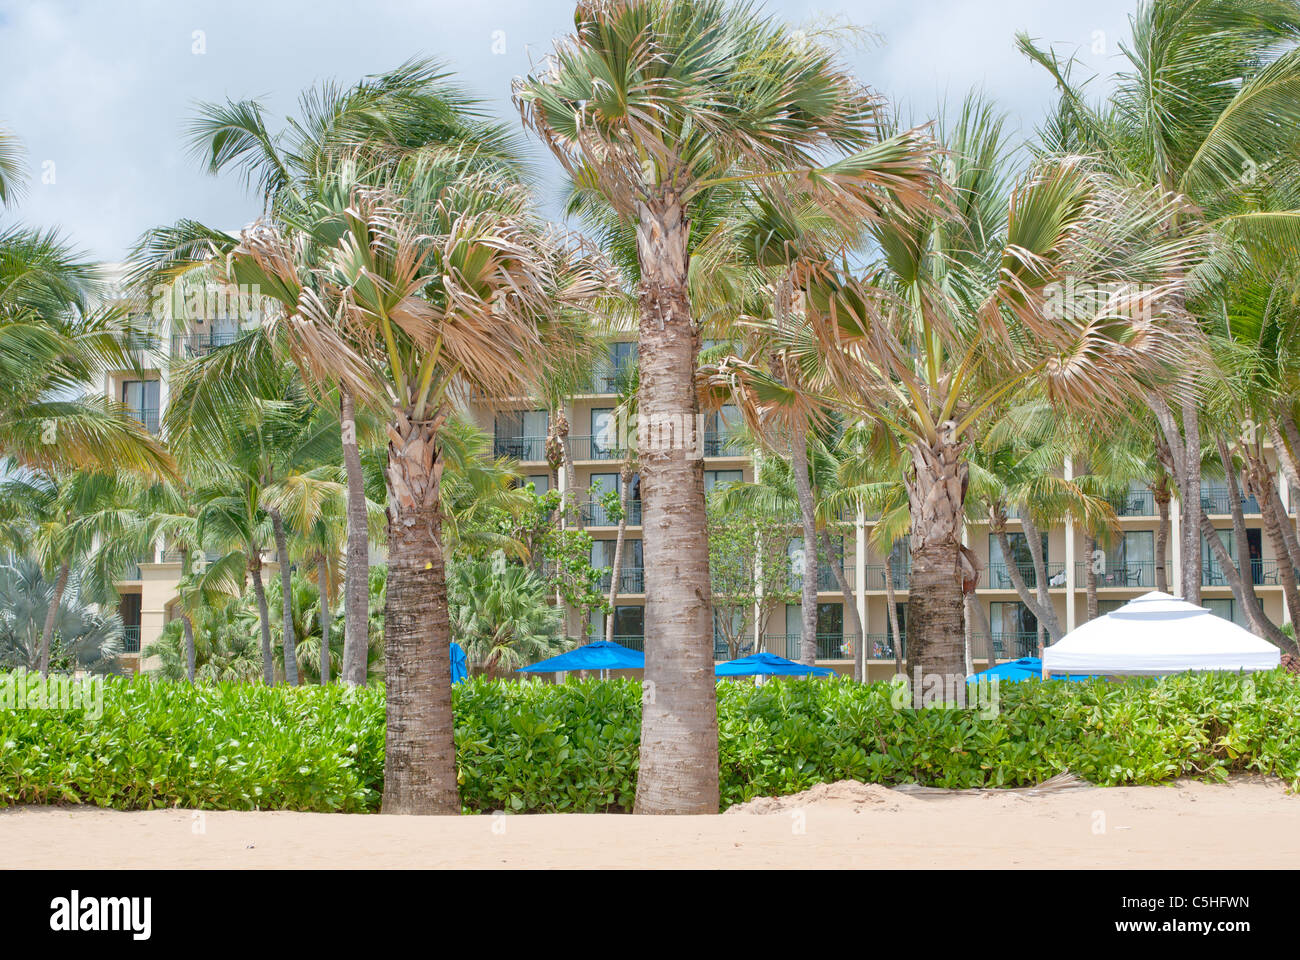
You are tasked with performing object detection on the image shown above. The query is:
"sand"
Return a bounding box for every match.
[3,777,1298,869]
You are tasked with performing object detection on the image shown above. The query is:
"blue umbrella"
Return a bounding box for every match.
[715,651,836,678]
[966,657,1093,683]
[516,640,645,673]
[450,642,468,685]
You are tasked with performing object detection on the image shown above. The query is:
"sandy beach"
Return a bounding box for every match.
[3,777,1297,869]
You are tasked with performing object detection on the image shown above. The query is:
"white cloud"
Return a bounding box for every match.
[0,0,1139,261]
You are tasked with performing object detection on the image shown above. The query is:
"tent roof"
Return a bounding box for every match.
[1042,591,1281,676]
[516,640,645,673]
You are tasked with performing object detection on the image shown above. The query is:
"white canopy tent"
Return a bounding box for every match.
[1042,591,1281,677]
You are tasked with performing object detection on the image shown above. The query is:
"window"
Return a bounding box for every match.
[590,407,616,458]
[121,379,160,433]
[989,532,1048,587]
[703,404,741,455]
[1205,599,1246,627]
[1100,530,1154,587]
[494,410,547,460]
[704,469,743,493]
[522,474,549,494]
[990,601,1037,636]
[587,472,639,524]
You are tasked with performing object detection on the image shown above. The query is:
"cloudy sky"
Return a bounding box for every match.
[1,0,1138,263]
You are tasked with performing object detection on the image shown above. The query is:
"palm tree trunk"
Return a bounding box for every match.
[1083,533,1099,621]
[821,529,862,677]
[1198,513,1294,652]
[993,526,1062,644]
[249,554,275,686]
[790,429,819,666]
[1151,395,1201,600]
[883,556,902,673]
[905,432,967,681]
[632,193,718,815]
[1219,437,1256,587]
[1020,511,1063,642]
[317,555,331,684]
[340,388,370,687]
[967,592,994,663]
[382,410,458,815]
[268,506,299,685]
[37,561,70,676]
[180,546,196,683]
[605,464,631,644]
[1242,459,1300,629]
[1154,475,1172,594]
[1179,402,1203,603]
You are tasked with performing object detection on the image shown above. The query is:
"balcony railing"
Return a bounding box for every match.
[864,633,906,660]
[596,567,644,593]
[789,563,846,592]
[493,435,547,462]
[1109,489,1155,516]
[121,625,141,653]
[984,562,1066,590]
[579,360,636,395]
[570,434,628,462]
[703,431,744,457]
[1074,559,1156,589]
[1201,486,1260,516]
[581,499,642,527]
[713,637,755,660]
[126,405,160,434]
[768,633,850,660]
[171,332,240,358]
[976,632,1040,659]
[1204,558,1284,587]
[611,635,644,652]
[864,564,911,591]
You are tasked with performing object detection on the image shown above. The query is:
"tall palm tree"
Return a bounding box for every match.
[132,58,518,687]
[1020,0,1300,603]
[516,0,937,813]
[783,96,1202,680]
[229,148,608,813]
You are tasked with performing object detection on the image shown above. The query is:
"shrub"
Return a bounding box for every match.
[2,670,1299,814]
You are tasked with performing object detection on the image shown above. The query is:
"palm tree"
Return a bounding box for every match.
[969,405,1118,647]
[448,553,568,674]
[133,58,519,687]
[516,0,938,812]
[1020,0,1300,603]
[0,471,144,676]
[167,355,339,685]
[229,148,607,813]
[0,125,26,207]
[785,95,1201,680]
[0,554,124,674]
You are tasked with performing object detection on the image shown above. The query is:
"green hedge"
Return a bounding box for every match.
[2,670,1299,814]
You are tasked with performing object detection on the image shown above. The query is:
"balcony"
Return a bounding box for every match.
[570,435,628,462]
[596,567,644,593]
[789,563,846,592]
[1109,489,1155,516]
[865,564,911,591]
[864,633,906,660]
[1200,485,1260,516]
[493,435,547,462]
[126,405,160,434]
[121,625,141,653]
[171,332,239,358]
[769,633,850,660]
[713,637,756,660]
[582,499,642,526]
[703,431,744,457]
[578,359,636,395]
[976,632,1040,659]
[1204,558,1283,587]
[984,562,1066,590]
[1074,559,1155,589]
[611,635,644,652]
